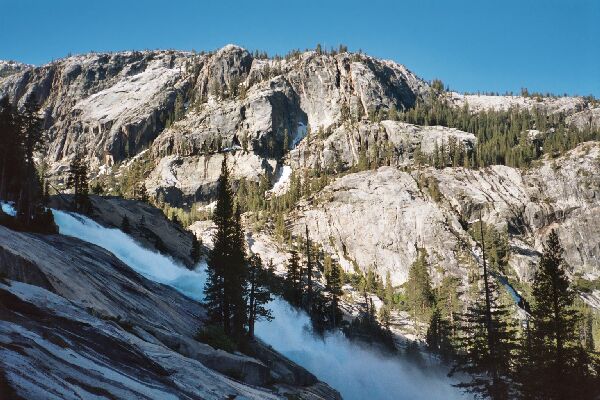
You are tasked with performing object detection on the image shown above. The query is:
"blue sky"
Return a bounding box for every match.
[1,0,598,96]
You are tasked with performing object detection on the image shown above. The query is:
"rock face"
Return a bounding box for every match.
[0,60,31,78]
[0,45,429,203]
[288,142,600,290]
[447,92,588,114]
[289,166,469,286]
[567,107,600,131]
[2,45,597,207]
[0,224,340,399]
[145,48,431,204]
[0,51,194,176]
[289,120,476,172]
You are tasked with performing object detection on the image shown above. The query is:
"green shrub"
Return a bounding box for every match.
[195,325,237,353]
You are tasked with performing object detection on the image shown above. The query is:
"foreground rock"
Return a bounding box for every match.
[0,225,340,399]
[1,281,280,400]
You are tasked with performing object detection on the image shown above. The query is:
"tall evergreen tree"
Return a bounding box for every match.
[305,224,313,310]
[0,96,57,233]
[519,230,597,399]
[204,156,248,338]
[190,234,201,264]
[452,216,517,400]
[406,247,434,333]
[384,270,394,306]
[230,206,248,337]
[18,99,43,221]
[426,306,454,362]
[285,250,302,306]
[0,96,24,201]
[437,275,462,338]
[324,255,343,328]
[67,152,91,213]
[174,92,185,122]
[453,285,517,400]
[247,254,273,338]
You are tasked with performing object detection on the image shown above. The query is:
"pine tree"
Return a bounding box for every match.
[406,247,434,333]
[426,306,454,362]
[453,285,517,400]
[205,156,248,338]
[0,96,22,201]
[41,179,50,205]
[325,256,343,328]
[452,217,517,400]
[0,96,57,233]
[18,99,44,223]
[230,206,248,338]
[285,250,302,306]
[379,304,391,330]
[384,270,394,306]
[305,224,313,310]
[274,211,286,242]
[519,230,597,399]
[174,92,185,122]
[190,234,201,264]
[247,254,273,338]
[67,152,91,213]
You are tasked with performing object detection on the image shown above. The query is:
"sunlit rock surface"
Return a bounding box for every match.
[287,143,600,295]
[0,224,340,399]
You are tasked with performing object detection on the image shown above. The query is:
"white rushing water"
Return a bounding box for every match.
[1,201,17,216]
[51,209,465,400]
[269,165,292,195]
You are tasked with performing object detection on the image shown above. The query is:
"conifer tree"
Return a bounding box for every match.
[41,179,50,205]
[325,256,343,328]
[247,254,273,338]
[17,100,43,221]
[67,152,91,213]
[519,230,597,399]
[384,270,394,305]
[0,96,57,233]
[452,215,517,400]
[285,250,302,306]
[230,206,248,337]
[0,96,21,201]
[453,285,517,400]
[174,92,185,122]
[406,248,434,333]
[426,306,454,361]
[305,224,313,310]
[204,156,248,338]
[379,304,391,330]
[436,275,462,337]
[190,234,201,264]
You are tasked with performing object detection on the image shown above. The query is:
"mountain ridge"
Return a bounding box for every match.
[1,44,599,297]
